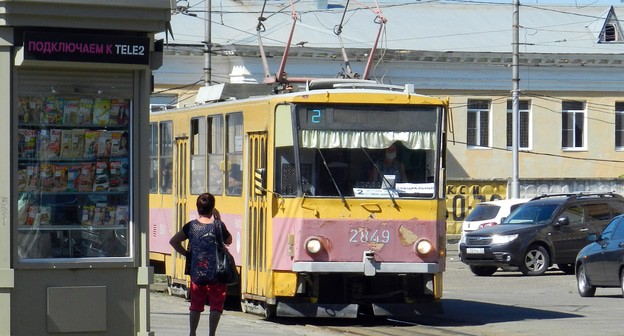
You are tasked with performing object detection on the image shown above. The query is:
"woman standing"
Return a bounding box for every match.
[170,193,232,336]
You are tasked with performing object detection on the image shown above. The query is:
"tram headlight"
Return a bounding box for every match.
[305,237,323,254]
[415,239,433,256]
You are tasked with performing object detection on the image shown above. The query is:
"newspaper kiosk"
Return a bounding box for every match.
[0,1,170,335]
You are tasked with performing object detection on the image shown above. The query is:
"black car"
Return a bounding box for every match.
[576,214,624,297]
[459,192,624,276]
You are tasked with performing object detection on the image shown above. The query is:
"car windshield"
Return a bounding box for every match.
[465,204,501,221]
[502,203,558,225]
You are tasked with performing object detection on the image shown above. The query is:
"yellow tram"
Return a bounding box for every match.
[149,80,449,318]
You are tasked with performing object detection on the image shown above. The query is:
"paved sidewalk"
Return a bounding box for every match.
[149,290,338,336]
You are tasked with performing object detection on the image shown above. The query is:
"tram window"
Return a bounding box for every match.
[149,122,158,193]
[289,104,439,198]
[190,117,206,195]
[275,105,297,196]
[226,113,243,196]
[207,116,224,195]
[159,121,173,194]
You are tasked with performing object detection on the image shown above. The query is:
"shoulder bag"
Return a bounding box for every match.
[215,220,239,285]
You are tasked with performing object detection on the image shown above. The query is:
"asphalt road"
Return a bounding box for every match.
[150,241,624,336]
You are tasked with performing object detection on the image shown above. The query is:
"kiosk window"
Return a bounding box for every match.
[15,68,134,262]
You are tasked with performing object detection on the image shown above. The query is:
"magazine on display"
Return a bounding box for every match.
[110,131,129,157]
[18,96,44,124]
[110,99,130,126]
[44,96,64,125]
[18,129,37,158]
[83,130,99,159]
[39,164,55,192]
[25,164,40,192]
[96,131,112,159]
[93,98,111,126]
[77,98,94,125]
[92,203,108,226]
[63,98,80,125]
[60,129,73,158]
[77,162,95,192]
[47,129,62,159]
[66,164,81,192]
[81,205,96,226]
[53,165,68,192]
[26,205,39,226]
[109,157,129,191]
[93,161,109,192]
[115,205,129,226]
[103,205,117,226]
[70,129,86,158]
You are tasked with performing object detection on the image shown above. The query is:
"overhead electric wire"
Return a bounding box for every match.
[163,0,624,102]
[447,138,624,164]
[152,78,204,95]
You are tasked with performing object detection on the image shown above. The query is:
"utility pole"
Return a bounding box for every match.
[204,0,212,86]
[510,0,520,198]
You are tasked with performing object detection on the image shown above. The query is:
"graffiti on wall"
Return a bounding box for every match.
[445,179,624,234]
[445,181,507,233]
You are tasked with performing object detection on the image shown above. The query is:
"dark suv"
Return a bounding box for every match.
[459,192,624,276]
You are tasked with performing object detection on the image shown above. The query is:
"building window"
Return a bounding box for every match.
[616,102,624,149]
[506,100,530,149]
[604,24,617,42]
[467,99,490,147]
[598,9,623,43]
[561,101,585,150]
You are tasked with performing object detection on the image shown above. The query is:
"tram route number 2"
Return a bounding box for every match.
[349,228,391,244]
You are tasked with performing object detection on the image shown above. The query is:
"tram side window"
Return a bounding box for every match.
[190,117,206,195]
[274,105,297,196]
[149,122,158,193]
[207,116,224,195]
[160,121,173,194]
[226,113,243,195]
[275,148,297,196]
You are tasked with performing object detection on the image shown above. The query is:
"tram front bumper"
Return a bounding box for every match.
[292,250,440,275]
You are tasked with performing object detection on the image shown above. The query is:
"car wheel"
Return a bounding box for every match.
[519,245,549,276]
[577,264,596,297]
[557,263,575,275]
[469,265,498,276]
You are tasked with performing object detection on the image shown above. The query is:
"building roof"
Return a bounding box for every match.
[160,0,624,56]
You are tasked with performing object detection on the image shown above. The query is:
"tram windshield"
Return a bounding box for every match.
[274,103,442,199]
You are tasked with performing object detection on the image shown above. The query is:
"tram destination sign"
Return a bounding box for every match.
[22,31,150,65]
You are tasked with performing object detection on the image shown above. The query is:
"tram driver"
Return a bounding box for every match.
[369,142,408,187]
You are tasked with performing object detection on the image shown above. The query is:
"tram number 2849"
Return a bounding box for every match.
[349,228,391,244]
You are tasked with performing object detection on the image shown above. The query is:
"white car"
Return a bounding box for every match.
[461,198,531,239]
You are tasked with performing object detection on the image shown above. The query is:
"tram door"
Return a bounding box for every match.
[171,136,189,285]
[245,132,269,298]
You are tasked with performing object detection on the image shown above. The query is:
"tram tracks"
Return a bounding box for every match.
[269,315,483,336]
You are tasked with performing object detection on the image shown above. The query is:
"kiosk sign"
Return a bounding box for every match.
[23,31,150,65]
